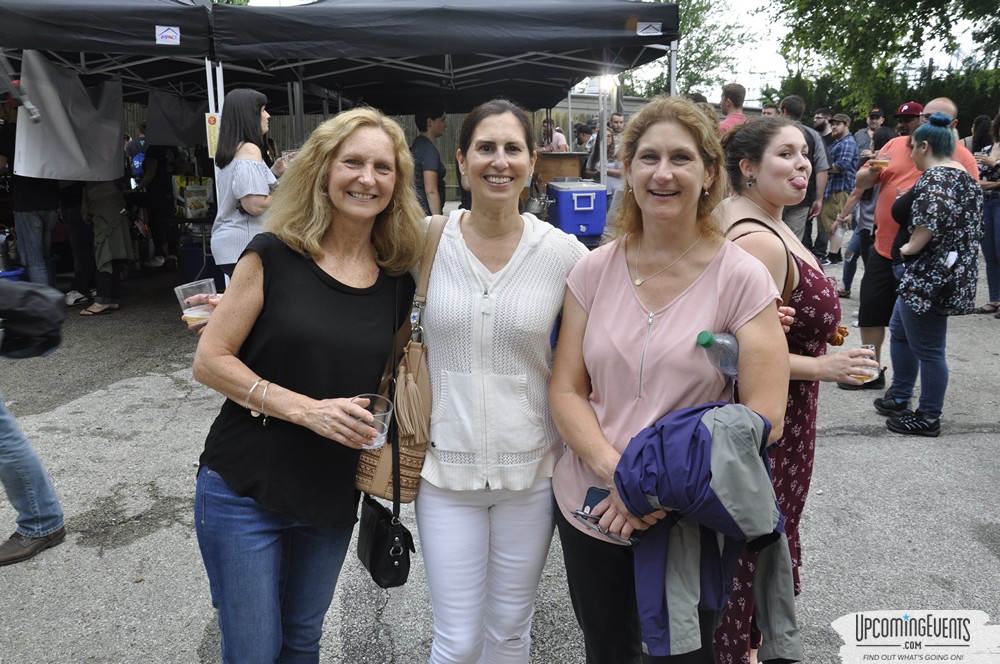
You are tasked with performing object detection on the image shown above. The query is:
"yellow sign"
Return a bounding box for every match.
[205,113,220,158]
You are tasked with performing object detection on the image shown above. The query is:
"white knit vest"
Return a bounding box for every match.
[420,210,588,491]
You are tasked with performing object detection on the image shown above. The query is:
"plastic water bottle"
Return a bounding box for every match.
[697,330,739,379]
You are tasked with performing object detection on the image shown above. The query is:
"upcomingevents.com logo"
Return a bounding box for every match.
[855,612,972,644]
[832,610,1000,663]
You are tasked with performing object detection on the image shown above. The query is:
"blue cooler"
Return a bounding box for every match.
[546,181,606,239]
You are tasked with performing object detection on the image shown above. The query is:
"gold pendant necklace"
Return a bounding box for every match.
[633,233,702,286]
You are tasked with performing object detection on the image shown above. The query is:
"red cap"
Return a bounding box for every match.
[893,102,924,118]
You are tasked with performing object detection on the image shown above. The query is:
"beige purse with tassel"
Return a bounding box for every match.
[354,215,447,502]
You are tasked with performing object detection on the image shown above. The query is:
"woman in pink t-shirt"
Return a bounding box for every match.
[550,97,790,663]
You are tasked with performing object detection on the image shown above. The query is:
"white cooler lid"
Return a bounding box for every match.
[547,181,604,192]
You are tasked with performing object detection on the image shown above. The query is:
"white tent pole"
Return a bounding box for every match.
[669,40,678,96]
[294,80,304,145]
[215,62,226,112]
[599,78,608,187]
[205,58,216,114]
[567,92,573,137]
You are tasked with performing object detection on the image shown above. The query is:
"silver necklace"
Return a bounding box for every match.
[632,234,702,287]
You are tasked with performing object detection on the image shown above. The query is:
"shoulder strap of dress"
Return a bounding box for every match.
[727,217,796,306]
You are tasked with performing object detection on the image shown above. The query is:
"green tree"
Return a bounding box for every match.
[621,0,756,98]
[771,0,1000,111]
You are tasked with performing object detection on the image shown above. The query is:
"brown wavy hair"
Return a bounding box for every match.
[265,107,426,276]
[607,96,727,240]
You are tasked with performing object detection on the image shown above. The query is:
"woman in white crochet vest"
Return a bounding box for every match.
[415,99,588,663]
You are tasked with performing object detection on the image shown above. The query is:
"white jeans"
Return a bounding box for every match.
[415,477,553,664]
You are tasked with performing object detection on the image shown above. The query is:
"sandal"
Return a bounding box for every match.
[974,302,1000,314]
[80,304,116,316]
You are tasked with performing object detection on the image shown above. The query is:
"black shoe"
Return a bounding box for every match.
[886,411,941,437]
[0,527,66,567]
[873,392,910,416]
[837,369,885,391]
[828,252,843,264]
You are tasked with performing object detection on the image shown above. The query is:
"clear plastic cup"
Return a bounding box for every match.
[352,393,393,450]
[174,279,217,329]
[850,344,879,382]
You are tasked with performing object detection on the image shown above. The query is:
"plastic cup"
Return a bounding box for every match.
[174,279,217,329]
[352,393,393,450]
[869,155,890,169]
[281,149,298,162]
[850,344,879,382]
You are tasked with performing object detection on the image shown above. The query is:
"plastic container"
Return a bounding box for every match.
[697,330,738,379]
[546,181,607,239]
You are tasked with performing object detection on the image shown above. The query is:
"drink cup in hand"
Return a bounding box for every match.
[849,344,879,382]
[352,393,393,450]
[175,279,217,330]
[869,154,890,170]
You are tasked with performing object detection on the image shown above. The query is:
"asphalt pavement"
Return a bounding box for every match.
[1,253,998,663]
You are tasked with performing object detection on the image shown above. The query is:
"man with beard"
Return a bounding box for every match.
[814,107,834,146]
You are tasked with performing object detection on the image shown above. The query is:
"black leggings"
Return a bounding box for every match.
[555,507,716,664]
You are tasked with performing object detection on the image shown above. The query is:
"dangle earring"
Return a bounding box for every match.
[746,174,756,188]
[702,189,709,198]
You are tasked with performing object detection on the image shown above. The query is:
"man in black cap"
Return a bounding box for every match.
[853,108,895,162]
[573,123,593,152]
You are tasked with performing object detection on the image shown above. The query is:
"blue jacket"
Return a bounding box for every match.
[614,402,802,662]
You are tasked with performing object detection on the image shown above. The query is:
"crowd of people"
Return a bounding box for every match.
[2,85,994,664]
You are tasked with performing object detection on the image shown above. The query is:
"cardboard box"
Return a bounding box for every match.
[546,181,606,238]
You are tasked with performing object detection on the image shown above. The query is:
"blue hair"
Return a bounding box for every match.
[911,112,955,157]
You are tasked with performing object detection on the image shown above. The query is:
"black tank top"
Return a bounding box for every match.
[200,233,415,526]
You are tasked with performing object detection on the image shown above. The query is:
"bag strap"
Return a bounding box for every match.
[377,214,448,395]
[728,217,796,306]
[414,214,448,308]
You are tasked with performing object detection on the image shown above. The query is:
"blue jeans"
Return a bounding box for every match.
[981,197,1000,302]
[888,299,949,420]
[14,210,58,287]
[840,228,873,292]
[195,466,354,664]
[0,395,64,538]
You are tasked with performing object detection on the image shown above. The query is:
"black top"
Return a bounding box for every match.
[891,188,916,264]
[199,233,415,527]
[410,134,444,215]
[143,144,178,197]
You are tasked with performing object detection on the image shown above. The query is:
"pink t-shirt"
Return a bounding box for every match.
[719,112,747,134]
[551,238,779,539]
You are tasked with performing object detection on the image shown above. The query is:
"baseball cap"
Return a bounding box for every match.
[893,102,924,118]
[832,113,852,125]
[868,107,883,118]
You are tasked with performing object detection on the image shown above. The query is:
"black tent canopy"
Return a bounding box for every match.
[212,0,679,113]
[0,0,679,113]
[0,0,213,102]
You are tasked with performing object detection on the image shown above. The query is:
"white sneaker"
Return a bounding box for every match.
[142,256,166,268]
[65,290,89,306]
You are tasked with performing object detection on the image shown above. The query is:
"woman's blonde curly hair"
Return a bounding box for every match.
[265,107,426,276]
